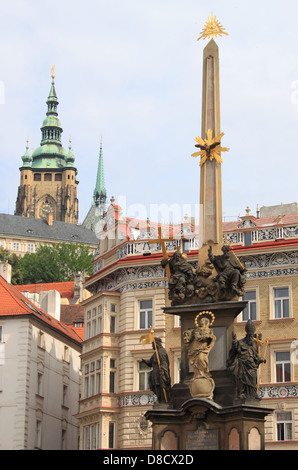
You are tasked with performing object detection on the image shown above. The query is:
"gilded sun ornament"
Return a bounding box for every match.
[197,12,228,41]
[191,129,229,167]
[50,65,55,79]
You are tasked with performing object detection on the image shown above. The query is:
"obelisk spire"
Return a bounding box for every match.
[192,13,229,265]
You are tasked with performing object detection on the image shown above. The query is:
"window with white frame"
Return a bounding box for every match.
[276,412,292,441]
[109,359,116,393]
[139,300,153,329]
[86,310,91,339]
[37,372,43,396]
[108,422,115,448]
[83,426,89,449]
[27,243,35,252]
[84,361,99,398]
[86,305,103,338]
[63,346,69,362]
[96,360,101,394]
[138,361,151,391]
[35,420,42,449]
[273,287,290,318]
[110,315,116,333]
[275,351,291,382]
[61,429,66,450]
[84,364,90,398]
[241,290,257,321]
[62,384,68,407]
[110,304,117,333]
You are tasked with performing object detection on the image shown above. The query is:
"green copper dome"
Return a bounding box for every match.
[66,140,75,167]
[31,73,69,169]
[21,140,33,167]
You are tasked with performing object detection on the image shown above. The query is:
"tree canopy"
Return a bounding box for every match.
[13,243,94,284]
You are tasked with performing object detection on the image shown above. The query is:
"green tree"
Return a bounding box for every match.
[0,247,23,285]
[18,243,94,284]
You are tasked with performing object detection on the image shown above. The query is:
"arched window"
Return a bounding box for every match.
[34,173,41,181]
[44,173,52,181]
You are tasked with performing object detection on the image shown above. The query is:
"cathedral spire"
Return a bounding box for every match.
[40,66,63,147]
[93,139,107,208]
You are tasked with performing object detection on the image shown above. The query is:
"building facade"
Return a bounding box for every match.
[76,203,298,450]
[0,212,98,258]
[15,71,79,224]
[0,269,82,450]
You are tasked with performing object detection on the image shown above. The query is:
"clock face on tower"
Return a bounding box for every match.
[40,200,54,218]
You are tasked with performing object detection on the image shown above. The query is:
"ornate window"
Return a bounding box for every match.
[273,287,290,318]
[139,300,153,329]
[276,412,292,441]
[275,351,291,382]
[138,361,151,391]
[241,290,257,321]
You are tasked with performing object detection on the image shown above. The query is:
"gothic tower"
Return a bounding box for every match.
[15,69,79,224]
[82,140,107,231]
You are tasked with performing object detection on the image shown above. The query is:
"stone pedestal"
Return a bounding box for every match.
[145,398,273,450]
[164,300,247,407]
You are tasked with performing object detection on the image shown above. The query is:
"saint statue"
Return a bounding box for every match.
[162,248,196,303]
[141,337,172,404]
[183,311,216,399]
[208,244,246,298]
[227,320,265,401]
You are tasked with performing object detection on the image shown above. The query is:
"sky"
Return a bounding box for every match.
[1,0,298,225]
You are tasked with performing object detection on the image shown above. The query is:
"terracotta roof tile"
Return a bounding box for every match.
[15,281,75,303]
[0,276,82,344]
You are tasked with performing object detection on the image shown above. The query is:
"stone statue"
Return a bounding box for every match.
[161,244,247,306]
[141,337,172,404]
[208,244,246,299]
[162,249,196,303]
[183,311,216,399]
[227,320,265,401]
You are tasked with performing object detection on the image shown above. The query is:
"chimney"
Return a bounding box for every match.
[74,272,84,302]
[39,290,61,321]
[0,262,12,284]
[46,213,53,226]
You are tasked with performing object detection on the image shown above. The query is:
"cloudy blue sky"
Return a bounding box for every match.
[1,0,298,224]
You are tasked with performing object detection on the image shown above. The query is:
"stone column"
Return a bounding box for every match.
[199,39,223,266]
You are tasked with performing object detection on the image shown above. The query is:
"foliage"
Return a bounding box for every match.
[0,247,23,285]
[17,243,94,284]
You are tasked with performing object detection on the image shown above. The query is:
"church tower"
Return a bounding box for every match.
[15,68,79,224]
[82,140,107,231]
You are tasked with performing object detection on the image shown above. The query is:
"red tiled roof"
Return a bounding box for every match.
[223,214,298,231]
[71,326,84,340]
[0,276,82,345]
[60,304,84,326]
[15,281,75,303]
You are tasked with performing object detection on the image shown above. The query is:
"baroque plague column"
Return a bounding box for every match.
[145,13,273,451]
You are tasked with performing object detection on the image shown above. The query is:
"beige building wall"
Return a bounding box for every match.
[77,204,298,450]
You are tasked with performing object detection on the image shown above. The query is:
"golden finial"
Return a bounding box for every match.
[197,12,228,41]
[50,65,55,79]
